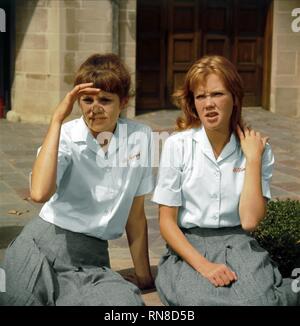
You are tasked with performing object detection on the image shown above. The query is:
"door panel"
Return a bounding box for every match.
[201,0,232,61]
[167,0,199,105]
[232,0,267,106]
[203,36,230,57]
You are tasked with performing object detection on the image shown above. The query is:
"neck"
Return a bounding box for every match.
[205,128,231,158]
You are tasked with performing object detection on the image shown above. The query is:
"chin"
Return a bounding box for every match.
[203,122,219,129]
[84,122,102,134]
[203,122,223,132]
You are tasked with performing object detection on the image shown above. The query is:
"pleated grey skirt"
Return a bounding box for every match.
[155,226,299,306]
[0,217,144,306]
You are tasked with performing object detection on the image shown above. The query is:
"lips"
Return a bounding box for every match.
[92,117,107,121]
[205,112,219,118]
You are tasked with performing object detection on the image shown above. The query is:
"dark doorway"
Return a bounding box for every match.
[136,0,271,111]
[0,0,15,116]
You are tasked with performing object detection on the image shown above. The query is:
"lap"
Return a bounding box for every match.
[156,228,299,306]
[1,218,144,306]
[55,265,144,306]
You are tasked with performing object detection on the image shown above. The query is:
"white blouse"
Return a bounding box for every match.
[152,126,274,229]
[39,117,154,240]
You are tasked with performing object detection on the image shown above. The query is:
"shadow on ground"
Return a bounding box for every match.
[0,226,23,249]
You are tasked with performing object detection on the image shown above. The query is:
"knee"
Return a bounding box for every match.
[110,284,145,306]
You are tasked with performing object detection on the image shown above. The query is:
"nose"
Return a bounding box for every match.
[203,95,215,107]
[92,104,104,114]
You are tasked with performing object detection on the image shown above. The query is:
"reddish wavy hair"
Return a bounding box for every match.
[174,55,245,134]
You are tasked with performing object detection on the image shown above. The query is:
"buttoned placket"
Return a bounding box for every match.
[104,152,115,200]
[86,126,120,217]
[193,127,238,225]
[202,154,221,224]
[212,166,221,222]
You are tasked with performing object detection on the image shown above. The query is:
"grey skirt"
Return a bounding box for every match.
[0,217,144,306]
[155,226,299,306]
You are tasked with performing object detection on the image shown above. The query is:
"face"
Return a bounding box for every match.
[193,73,234,134]
[79,90,125,137]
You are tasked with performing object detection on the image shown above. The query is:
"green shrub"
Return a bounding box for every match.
[252,199,300,278]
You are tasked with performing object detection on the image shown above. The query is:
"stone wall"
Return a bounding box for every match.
[11,0,300,120]
[119,0,136,118]
[270,0,300,117]
[8,0,137,123]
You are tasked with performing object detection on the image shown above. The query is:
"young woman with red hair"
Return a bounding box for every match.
[152,55,299,306]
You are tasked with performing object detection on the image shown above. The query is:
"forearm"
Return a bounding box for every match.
[160,216,208,273]
[239,158,266,231]
[30,117,62,202]
[126,215,152,281]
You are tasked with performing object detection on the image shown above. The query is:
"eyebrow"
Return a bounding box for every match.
[196,89,226,93]
[82,95,113,100]
[195,89,226,95]
[98,96,113,100]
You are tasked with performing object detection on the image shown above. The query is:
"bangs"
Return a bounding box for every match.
[189,69,210,92]
[74,69,126,98]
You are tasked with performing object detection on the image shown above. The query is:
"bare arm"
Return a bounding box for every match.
[30,119,63,203]
[30,83,100,203]
[159,205,237,287]
[237,126,269,232]
[126,195,154,290]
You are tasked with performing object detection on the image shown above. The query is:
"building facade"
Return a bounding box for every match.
[0,0,299,123]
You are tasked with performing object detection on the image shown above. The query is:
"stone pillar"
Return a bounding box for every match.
[8,0,113,124]
[270,0,300,117]
[119,0,137,119]
[111,0,120,55]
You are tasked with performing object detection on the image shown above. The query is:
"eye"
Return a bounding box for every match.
[195,94,206,100]
[212,92,223,97]
[99,97,112,104]
[82,97,93,104]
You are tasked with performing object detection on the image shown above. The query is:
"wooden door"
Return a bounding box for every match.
[137,0,271,110]
[231,0,269,106]
[136,0,167,109]
[0,0,15,114]
[166,0,199,107]
[201,0,233,58]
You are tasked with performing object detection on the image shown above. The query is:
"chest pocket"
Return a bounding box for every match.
[93,185,119,202]
[182,140,204,182]
[127,152,141,167]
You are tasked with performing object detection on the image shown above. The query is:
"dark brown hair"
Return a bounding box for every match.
[174,55,245,134]
[74,53,133,101]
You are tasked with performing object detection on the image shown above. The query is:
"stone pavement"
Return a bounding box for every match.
[0,107,299,306]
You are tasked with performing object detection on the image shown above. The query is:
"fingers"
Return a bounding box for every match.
[213,275,225,287]
[71,83,93,96]
[236,124,245,140]
[208,265,238,287]
[246,129,259,138]
[216,269,236,287]
[70,83,100,98]
[208,276,219,287]
[262,136,269,147]
[243,128,269,143]
[78,87,101,95]
[225,268,238,282]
